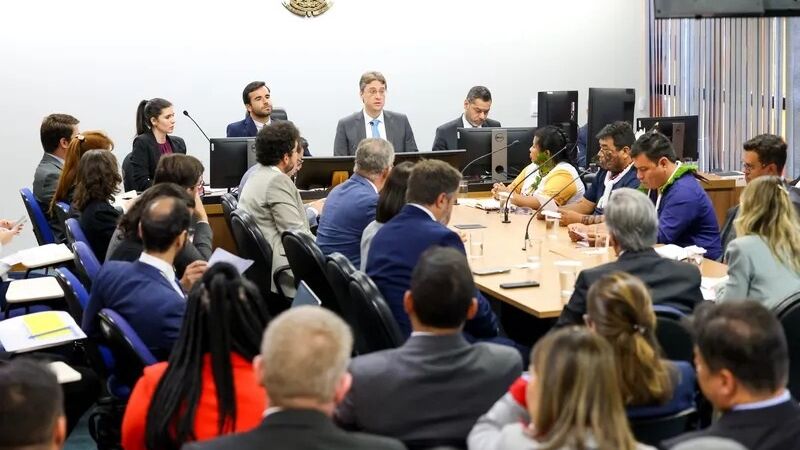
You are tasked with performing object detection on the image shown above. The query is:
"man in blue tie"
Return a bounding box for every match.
[333,71,418,156]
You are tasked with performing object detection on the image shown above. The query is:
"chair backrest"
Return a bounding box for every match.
[65,217,90,248]
[122,153,135,192]
[325,253,365,352]
[404,441,466,450]
[55,267,90,323]
[653,304,693,362]
[282,230,340,314]
[97,308,157,388]
[774,290,800,400]
[630,407,696,446]
[73,241,102,290]
[19,188,55,245]
[348,271,404,353]
[220,193,238,235]
[53,201,71,233]
[272,108,288,121]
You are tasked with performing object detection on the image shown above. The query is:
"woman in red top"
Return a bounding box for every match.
[122,263,272,450]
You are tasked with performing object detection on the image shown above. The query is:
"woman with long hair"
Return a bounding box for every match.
[718,175,800,306]
[49,130,114,215]
[127,98,187,191]
[121,263,271,450]
[71,150,122,261]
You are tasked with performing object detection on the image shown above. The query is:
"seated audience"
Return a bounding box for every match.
[83,195,204,360]
[107,154,212,277]
[717,176,800,306]
[336,247,522,444]
[238,121,313,297]
[432,85,500,150]
[558,121,639,225]
[127,98,186,191]
[34,113,80,241]
[631,130,722,259]
[359,161,414,270]
[556,188,702,327]
[492,125,585,208]
[468,327,653,450]
[316,138,394,267]
[122,263,271,450]
[0,359,66,450]
[663,301,800,449]
[49,130,114,216]
[366,159,499,338]
[182,307,405,450]
[71,150,122,261]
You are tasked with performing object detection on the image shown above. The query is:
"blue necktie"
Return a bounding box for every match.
[370,119,381,138]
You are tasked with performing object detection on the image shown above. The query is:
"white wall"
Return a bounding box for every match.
[0,0,647,251]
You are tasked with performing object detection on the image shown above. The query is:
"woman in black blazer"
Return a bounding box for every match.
[128,98,187,191]
[72,150,123,262]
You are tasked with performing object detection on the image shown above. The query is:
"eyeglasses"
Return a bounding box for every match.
[364,88,386,96]
[741,162,764,172]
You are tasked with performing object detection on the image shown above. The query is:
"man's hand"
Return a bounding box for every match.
[0,219,13,229]
[193,191,208,222]
[557,208,585,227]
[180,260,209,293]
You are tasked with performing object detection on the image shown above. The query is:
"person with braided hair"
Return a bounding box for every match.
[121,262,272,450]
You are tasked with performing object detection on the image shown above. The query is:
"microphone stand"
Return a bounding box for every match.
[183,110,211,142]
[522,168,590,250]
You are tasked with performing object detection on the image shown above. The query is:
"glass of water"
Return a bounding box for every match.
[457,180,469,204]
[469,231,484,258]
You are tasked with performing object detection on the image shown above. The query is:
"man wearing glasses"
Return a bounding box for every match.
[333,71,418,156]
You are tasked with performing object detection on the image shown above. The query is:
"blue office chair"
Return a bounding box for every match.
[97,308,157,397]
[53,201,71,233]
[19,188,55,245]
[630,407,697,446]
[65,218,90,248]
[73,241,101,290]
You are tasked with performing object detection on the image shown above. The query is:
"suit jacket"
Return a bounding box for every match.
[226,114,259,138]
[181,409,406,450]
[77,200,121,262]
[556,248,703,327]
[82,260,186,361]
[662,397,800,450]
[431,116,501,151]
[238,164,311,295]
[127,131,187,192]
[335,333,522,442]
[366,205,499,338]
[333,110,418,156]
[33,153,66,241]
[315,174,378,267]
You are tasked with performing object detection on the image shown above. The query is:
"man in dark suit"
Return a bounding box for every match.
[82,195,206,360]
[33,113,79,242]
[556,187,703,328]
[432,85,501,151]
[182,307,405,450]
[226,81,272,138]
[316,138,394,267]
[366,160,499,339]
[337,247,522,445]
[333,71,417,156]
[662,301,800,450]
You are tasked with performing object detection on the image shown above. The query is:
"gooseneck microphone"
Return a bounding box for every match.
[522,167,590,250]
[183,110,210,142]
[460,140,520,178]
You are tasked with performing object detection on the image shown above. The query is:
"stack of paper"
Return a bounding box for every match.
[0,311,85,353]
[459,198,502,211]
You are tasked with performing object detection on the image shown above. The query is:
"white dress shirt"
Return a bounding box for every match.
[363,110,387,139]
[461,114,481,129]
[408,203,437,221]
[253,117,271,133]
[139,252,184,296]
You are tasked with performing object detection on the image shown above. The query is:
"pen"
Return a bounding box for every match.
[29,326,71,339]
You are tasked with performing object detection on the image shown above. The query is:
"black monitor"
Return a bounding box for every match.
[538,91,579,143]
[636,115,699,161]
[209,138,256,189]
[587,88,635,164]
[294,156,355,190]
[456,127,535,181]
[393,149,466,172]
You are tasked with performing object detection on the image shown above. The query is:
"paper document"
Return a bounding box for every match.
[16,243,72,267]
[701,276,729,301]
[533,193,559,213]
[459,198,502,211]
[208,248,254,274]
[49,361,82,384]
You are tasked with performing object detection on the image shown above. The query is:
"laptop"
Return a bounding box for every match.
[291,280,322,308]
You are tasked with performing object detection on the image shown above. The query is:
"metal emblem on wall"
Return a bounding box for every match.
[283,0,333,17]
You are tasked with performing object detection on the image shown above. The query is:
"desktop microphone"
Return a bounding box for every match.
[460,140,520,178]
[183,110,211,142]
[522,167,590,250]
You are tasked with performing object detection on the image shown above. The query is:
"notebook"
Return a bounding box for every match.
[0,311,85,353]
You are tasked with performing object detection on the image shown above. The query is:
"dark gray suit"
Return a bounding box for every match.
[333,110,417,156]
[432,116,501,151]
[32,153,65,241]
[335,333,522,443]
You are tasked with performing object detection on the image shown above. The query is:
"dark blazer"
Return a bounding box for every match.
[226,115,259,138]
[127,131,187,192]
[82,260,186,361]
[556,248,703,327]
[333,110,418,156]
[181,409,406,450]
[33,153,66,241]
[315,174,379,267]
[366,205,499,339]
[431,116,501,151]
[77,200,121,262]
[336,333,522,442]
[662,397,800,450]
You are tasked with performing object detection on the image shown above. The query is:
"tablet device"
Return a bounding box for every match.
[454,224,487,230]
[291,280,322,307]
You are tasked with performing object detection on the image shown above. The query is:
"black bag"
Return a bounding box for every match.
[87,396,127,450]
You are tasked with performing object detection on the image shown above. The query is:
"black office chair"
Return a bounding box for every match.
[121,153,135,192]
[774,290,800,400]
[281,230,340,314]
[271,108,288,121]
[348,271,404,353]
[229,209,291,316]
[324,253,365,353]
[653,304,693,362]
[220,193,238,234]
[404,441,465,450]
[630,407,696,446]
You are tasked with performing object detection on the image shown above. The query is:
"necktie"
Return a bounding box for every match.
[370,119,381,138]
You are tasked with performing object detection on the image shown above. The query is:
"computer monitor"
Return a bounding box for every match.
[587,88,636,164]
[294,156,355,190]
[538,91,579,143]
[636,115,699,161]
[456,127,535,180]
[393,149,466,172]
[209,138,256,189]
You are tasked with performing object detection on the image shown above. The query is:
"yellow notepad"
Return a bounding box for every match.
[22,312,73,340]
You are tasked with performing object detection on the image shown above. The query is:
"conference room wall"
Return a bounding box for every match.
[0,0,647,252]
